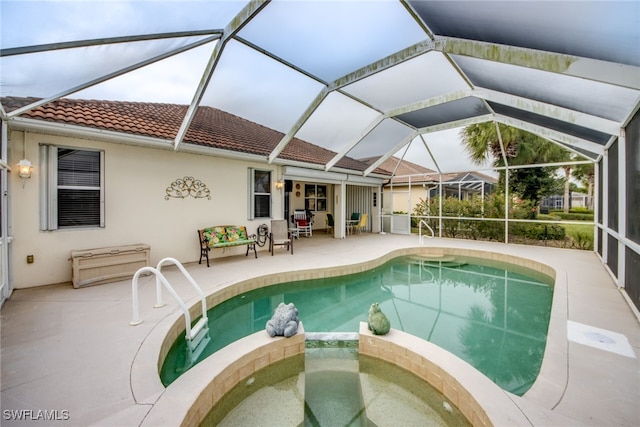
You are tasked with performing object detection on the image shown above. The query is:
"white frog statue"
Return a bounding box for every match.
[265,302,299,338]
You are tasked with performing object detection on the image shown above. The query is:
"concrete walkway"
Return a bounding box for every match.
[1,234,638,426]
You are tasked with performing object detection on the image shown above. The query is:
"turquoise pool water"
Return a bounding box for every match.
[161,255,553,395]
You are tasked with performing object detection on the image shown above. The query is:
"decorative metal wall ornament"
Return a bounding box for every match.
[165,176,211,200]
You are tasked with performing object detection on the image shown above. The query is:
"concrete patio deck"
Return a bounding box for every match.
[1,233,638,426]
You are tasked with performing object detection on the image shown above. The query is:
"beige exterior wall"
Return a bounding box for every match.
[384,184,430,214]
[9,130,285,288]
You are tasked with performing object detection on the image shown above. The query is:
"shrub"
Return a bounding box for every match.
[510,223,566,240]
[569,230,594,250]
[411,194,587,246]
[569,207,592,214]
[553,212,594,221]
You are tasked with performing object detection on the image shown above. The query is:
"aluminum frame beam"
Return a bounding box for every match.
[494,115,605,156]
[174,0,269,151]
[267,39,436,164]
[5,36,220,119]
[436,36,640,90]
[474,87,622,136]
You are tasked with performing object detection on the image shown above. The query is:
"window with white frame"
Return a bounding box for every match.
[40,145,104,230]
[248,168,271,219]
[304,184,327,211]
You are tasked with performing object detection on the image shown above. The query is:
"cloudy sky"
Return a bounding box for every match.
[1,0,496,174]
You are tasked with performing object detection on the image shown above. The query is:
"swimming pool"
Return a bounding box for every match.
[161,254,554,395]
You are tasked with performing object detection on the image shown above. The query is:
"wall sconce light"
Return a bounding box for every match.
[17,159,33,186]
[275,179,285,189]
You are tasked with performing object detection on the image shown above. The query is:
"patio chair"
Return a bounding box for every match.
[269,220,293,255]
[325,213,334,234]
[355,213,368,234]
[347,212,360,234]
[293,210,312,237]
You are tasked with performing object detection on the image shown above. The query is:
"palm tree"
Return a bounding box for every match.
[462,123,519,165]
[461,123,571,209]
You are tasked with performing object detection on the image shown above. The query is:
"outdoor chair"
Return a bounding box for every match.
[325,213,334,234]
[294,210,312,237]
[269,220,293,255]
[355,213,368,234]
[347,212,360,234]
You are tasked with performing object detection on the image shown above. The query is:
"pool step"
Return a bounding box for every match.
[304,336,374,427]
[408,255,467,268]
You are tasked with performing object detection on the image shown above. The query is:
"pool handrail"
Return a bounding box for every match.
[129,258,208,344]
[419,219,434,244]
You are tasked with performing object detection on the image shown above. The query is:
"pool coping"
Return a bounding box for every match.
[132,246,568,426]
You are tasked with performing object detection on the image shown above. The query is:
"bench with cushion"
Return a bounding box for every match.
[198,225,257,267]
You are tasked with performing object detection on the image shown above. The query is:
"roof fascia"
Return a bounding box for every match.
[174,0,269,151]
[437,36,640,90]
[9,117,174,149]
[8,116,275,164]
[494,115,605,156]
[9,116,384,176]
[474,87,621,136]
[267,39,435,164]
[282,165,387,186]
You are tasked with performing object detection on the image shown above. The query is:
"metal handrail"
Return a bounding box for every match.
[419,219,434,244]
[130,258,208,343]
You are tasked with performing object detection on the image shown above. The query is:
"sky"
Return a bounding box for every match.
[1,0,583,175]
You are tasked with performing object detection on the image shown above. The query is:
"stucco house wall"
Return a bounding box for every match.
[9,129,284,289]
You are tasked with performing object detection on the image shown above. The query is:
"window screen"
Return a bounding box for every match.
[249,168,271,219]
[57,149,101,227]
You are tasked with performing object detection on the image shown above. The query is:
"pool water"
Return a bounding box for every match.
[161,255,553,395]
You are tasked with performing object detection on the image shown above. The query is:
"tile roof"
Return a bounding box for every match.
[2,97,389,175]
[359,156,497,186]
[359,155,441,184]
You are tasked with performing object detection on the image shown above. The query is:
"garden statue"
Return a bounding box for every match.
[368,303,391,335]
[266,302,299,338]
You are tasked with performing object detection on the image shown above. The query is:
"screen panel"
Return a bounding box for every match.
[625,110,640,244]
[607,140,618,232]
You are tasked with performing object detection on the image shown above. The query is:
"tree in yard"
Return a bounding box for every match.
[461,122,570,210]
[572,161,595,210]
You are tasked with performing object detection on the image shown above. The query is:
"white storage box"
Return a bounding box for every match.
[70,244,150,288]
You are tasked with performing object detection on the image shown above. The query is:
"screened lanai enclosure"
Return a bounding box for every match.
[1,1,639,311]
